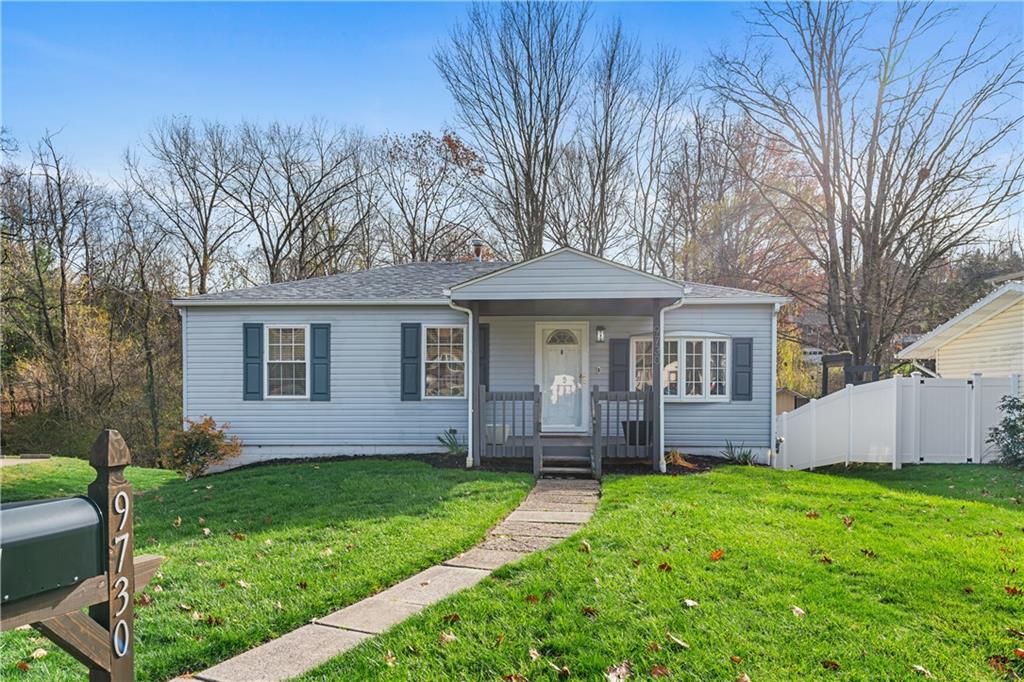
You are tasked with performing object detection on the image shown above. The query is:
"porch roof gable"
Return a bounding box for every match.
[448,248,685,301]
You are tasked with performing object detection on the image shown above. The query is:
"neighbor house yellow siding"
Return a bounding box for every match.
[936,299,1024,378]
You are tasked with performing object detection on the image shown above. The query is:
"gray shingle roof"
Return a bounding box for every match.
[176,261,511,303]
[174,256,784,305]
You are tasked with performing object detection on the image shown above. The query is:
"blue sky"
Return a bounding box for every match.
[3,2,1021,178]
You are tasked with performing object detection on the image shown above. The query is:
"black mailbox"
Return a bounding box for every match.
[1,496,104,602]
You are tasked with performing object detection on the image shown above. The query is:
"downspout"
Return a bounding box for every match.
[179,306,188,428]
[658,295,686,473]
[445,291,474,468]
[770,302,779,467]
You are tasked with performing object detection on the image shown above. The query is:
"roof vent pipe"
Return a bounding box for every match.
[470,238,485,262]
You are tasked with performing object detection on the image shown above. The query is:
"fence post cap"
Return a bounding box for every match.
[910,371,922,377]
[90,429,131,469]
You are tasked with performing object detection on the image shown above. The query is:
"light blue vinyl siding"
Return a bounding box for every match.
[453,250,683,300]
[483,305,774,450]
[184,306,468,449]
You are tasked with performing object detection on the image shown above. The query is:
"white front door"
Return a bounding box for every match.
[536,323,589,432]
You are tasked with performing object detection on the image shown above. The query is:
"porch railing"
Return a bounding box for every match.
[591,388,655,476]
[476,384,543,475]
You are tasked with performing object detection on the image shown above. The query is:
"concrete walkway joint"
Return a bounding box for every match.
[180,478,599,682]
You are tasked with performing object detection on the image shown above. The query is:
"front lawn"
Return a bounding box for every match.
[0,457,531,680]
[303,464,1024,681]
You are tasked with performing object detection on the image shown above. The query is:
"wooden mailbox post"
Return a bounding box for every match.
[0,430,163,681]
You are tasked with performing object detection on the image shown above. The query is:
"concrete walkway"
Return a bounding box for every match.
[182,478,600,682]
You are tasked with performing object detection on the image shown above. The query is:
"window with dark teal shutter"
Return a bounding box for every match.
[609,338,629,391]
[732,337,753,401]
[400,323,421,401]
[310,323,330,401]
[243,323,263,400]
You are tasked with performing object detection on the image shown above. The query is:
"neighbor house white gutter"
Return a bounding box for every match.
[770,302,779,467]
[445,293,474,468]
[658,295,687,473]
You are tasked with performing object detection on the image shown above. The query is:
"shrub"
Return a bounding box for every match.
[721,440,758,465]
[161,417,241,479]
[988,394,1024,467]
[437,428,466,457]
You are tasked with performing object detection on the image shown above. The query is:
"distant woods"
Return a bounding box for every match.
[2,1,1021,459]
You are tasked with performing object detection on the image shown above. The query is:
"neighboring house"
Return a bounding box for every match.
[897,281,1024,378]
[172,248,788,473]
[776,387,809,415]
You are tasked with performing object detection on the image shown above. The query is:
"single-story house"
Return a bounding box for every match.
[172,248,788,474]
[897,281,1023,379]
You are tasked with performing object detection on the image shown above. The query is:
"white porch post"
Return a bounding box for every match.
[651,299,662,473]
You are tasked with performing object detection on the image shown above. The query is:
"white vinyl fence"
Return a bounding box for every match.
[776,373,1021,470]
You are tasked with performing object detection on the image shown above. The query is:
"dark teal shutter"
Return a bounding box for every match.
[243,323,263,401]
[310,323,330,401]
[733,337,753,401]
[609,339,629,391]
[400,323,421,401]
[478,323,490,390]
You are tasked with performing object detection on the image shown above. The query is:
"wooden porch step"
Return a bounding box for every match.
[542,454,590,463]
[539,466,593,477]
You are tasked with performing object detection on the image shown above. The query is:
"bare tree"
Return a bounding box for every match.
[709,1,1024,365]
[375,131,484,263]
[435,1,591,258]
[549,22,639,256]
[128,117,241,294]
[626,49,687,275]
[226,121,364,282]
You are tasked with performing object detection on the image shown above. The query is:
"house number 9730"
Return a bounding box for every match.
[112,489,131,658]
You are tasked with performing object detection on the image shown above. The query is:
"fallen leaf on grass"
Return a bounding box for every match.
[710,549,725,562]
[860,549,876,558]
[442,613,461,624]
[582,606,598,618]
[791,606,806,618]
[548,661,570,678]
[911,664,933,677]
[842,516,854,530]
[206,615,225,626]
[320,548,333,557]
[273,601,283,611]
[529,648,541,662]
[1009,628,1024,638]
[988,655,1009,673]
[819,555,833,565]
[730,655,742,664]
[496,634,505,645]
[16,662,30,672]
[658,562,672,572]
[503,675,528,682]
[30,649,47,660]
[647,642,662,652]
[736,674,751,682]
[650,664,670,677]
[152,584,163,592]
[525,594,539,604]
[631,559,641,567]
[191,611,204,621]
[580,540,591,553]
[605,660,632,681]
[438,631,457,645]
[236,580,251,589]
[667,633,690,649]
[178,603,193,611]
[1005,585,1022,596]
[1014,648,1024,658]
[231,532,246,541]
[296,582,308,591]
[963,586,974,594]
[821,660,840,671]
[172,516,182,528]
[384,650,397,667]
[805,511,820,519]
[135,594,154,607]
[202,528,212,537]
[683,599,699,608]
[197,517,206,526]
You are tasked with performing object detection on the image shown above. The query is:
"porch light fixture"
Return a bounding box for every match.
[596,326,606,343]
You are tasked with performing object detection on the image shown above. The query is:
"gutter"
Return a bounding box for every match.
[658,296,687,473]
[445,293,474,469]
[770,302,779,466]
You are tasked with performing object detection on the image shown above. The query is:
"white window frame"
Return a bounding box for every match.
[264,324,310,400]
[421,324,467,400]
[630,333,730,403]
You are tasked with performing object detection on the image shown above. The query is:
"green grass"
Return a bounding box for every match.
[302,464,1024,681]
[0,457,531,681]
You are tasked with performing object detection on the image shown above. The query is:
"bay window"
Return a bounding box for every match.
[630,335,729,401]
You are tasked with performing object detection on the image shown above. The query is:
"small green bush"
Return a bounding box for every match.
[437,428,466,457]
[161,417,241,479]
[720,440,758,465]
[988,394,1024,467]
